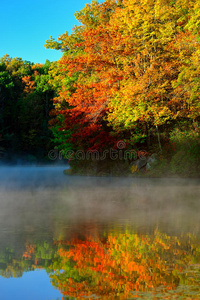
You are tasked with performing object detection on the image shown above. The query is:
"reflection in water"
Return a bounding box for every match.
[1,230,200,299]
[51,230,200,299]
[0,166,200,299]
[0,270,62,300]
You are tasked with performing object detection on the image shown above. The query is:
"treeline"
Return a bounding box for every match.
[1,0,200,174]
[0,55,55,162]
[45,0,200,176]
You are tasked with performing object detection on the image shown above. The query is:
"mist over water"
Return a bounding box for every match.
[0,166,200,299]
[0,165,68,189]
[0,165,200,242]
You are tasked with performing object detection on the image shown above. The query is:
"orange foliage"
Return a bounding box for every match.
[51,231,183,299]
[22,243,35,259]
[22,76,35,93]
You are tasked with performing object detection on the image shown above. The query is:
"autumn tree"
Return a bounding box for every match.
[47,0,200,170]
[45,0,121,154]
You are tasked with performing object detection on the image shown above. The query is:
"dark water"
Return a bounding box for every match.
[0,166,200,299]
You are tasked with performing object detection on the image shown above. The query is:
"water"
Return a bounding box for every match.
[0,166,200,299]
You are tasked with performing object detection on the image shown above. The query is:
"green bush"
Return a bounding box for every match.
[169,128,200,176]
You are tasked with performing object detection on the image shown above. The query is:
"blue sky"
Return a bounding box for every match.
[0,0,91,64]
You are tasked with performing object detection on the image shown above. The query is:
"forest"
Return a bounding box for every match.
[0,0,200,176]
[0,56,55,163]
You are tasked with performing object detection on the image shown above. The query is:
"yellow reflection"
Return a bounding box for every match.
[49,229,200,299]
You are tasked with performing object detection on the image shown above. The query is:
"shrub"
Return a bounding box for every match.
[169,128,200,176]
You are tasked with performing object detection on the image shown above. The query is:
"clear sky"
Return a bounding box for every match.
[0,0,91,64]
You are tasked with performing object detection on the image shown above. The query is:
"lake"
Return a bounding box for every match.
[0,166,200,299]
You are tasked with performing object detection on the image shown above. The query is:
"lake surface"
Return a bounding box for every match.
[0,166,200,299]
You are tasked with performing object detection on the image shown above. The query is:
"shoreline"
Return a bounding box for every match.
[63,168,200,179]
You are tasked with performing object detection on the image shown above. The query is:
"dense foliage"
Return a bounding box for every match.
[0,0,200,173]
[0,55,55,162]
[45,0,200,175]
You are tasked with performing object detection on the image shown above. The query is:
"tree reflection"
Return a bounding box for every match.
[0,229,200,299]
[49,230,200,299]
[0,241,56,278]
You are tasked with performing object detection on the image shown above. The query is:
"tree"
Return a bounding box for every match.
[45,0,121,154]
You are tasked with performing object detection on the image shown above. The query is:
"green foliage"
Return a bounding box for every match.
[169,128,200,176]
[0,71,14,89]
[1,0,200,172]
[128,134,147,146]
[50,115,73,156]
[44,0,200,176]
[0,55,56,162]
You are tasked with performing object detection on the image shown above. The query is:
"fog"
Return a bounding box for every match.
[0,165,200,247]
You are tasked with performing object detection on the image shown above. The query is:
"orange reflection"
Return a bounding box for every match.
[50,230,192,299]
